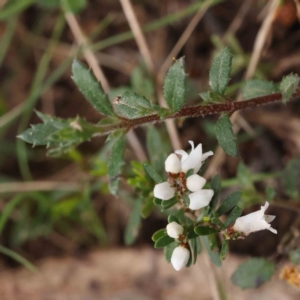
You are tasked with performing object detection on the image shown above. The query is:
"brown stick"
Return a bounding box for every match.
[98,92,298,135]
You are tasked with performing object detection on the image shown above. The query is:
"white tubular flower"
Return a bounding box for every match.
[165,153,181,174]
[166,222,184,239]
[154,182,175,200]
[233,202,277,235]
[171,246,190,271]
[175,141,213,173]
[188,189,214,210]
[186,174,206,192]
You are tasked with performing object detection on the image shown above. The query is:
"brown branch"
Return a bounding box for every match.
[98,92,297,135]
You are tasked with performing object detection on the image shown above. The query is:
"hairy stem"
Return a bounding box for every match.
[97,92,298,135]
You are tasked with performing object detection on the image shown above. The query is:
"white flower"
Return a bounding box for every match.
[233,202,277,235]
[166,222,184,239]
[175,141,214,173]
[153,182,175,200]
[186,174,206,192]
[188,189,214,210]
[171,246,190,271]
[165,153,181,174]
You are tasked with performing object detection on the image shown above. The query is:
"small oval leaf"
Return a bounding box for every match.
[209,47,233,95]
[163,57,186,112]
[194,226,218,236]
[216,191,242,216]
[231,258,275,289]
[214,114,239,157]
[154,235,175,248]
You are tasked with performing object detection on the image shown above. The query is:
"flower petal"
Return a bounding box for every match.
[186,174,206,192]
[264,215,276,223]
[188,189,214,210]
[175,150,188,162]
[166,222,184,239]
[181,143,202,173]
[165,153,181,173]
[153,182,175,200]
[171,246,190,271]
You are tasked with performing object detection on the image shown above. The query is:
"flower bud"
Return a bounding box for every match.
[233,202,277,235]
[186,174,206,192]
[166,221,184,239]
[171,246,190,271]
[165,153,181,174]
[153,182,175,200]
[188,189,214,210]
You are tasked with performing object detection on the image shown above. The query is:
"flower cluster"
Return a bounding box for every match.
[153,141,214,210]
[151,141,277,272]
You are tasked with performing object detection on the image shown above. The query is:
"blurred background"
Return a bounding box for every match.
[0,0,300,299]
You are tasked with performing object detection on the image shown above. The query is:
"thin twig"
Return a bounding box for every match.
[65,11,147,162]
[119,0,154,72]
[98,92,297,134]
[158,1,211,81]
[0,182,83,193]
[204,0,280,178]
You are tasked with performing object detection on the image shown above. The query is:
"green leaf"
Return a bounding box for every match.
[124,198,143,245]
[220,240,229,260]
[216,191,242,216]
[143,163,163,183]
[194,226,218,236]
[283,158,300,200]
[196,237,202,254]
[161,197,178,209]
[186,248,193,267]
[191,238,198,264]
[153,198,162,206]
[113,92,156,119]
[280,74,299,103]
[152,228,166,242]
[211,217,225,229]
[242,79,278,100]
[183,194,190,207]
[72,59,115,117]
[164,241,177,263]
[187,230,199,239]
[18,112,97,156]
[214,114,239,157]
[202,236,222,267]
[163,57,186,112]
[107,130,126,195]
[225,206,242,228]
[209,174,222,214]
[209,47,232,95]
[141,197,155,218]
[231,258,275,289]
[185,169,194,178]
[154,235,174,248]
[168,215,179,223]
[146,125,171,173]
[289,248,300,264]
[61,0,87,13]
